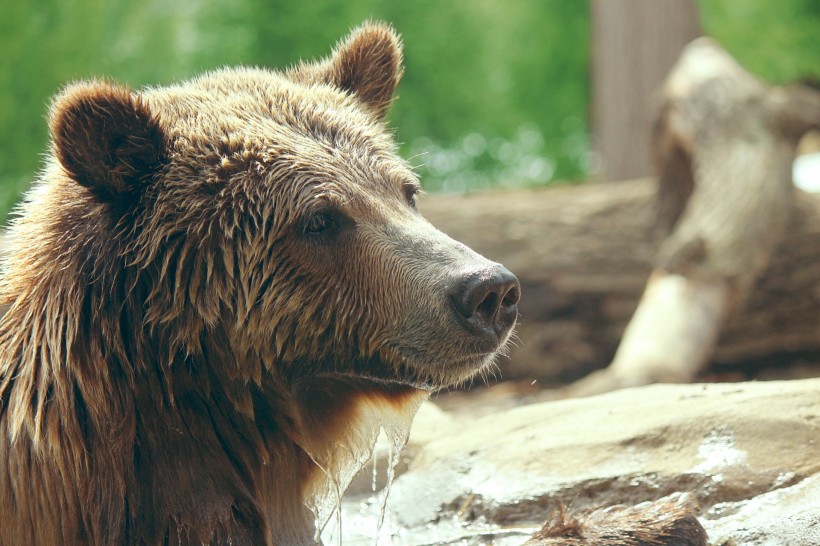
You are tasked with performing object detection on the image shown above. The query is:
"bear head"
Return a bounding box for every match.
[38,22,520,392]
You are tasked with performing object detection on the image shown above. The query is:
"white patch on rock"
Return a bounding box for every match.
[692,426,747,475]
[794,152,820,193]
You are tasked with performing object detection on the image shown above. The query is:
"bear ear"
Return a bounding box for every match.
[292,21,404,119]
[50,80,165,202]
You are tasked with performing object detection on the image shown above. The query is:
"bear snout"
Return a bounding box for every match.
[449,264,520,347]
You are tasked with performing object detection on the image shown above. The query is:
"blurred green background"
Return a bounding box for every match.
[1,0,818,223]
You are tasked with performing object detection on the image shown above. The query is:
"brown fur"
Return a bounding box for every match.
[0,23,518,545]
[524,493,708,546]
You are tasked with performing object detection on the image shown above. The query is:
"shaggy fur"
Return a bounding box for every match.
[524,493,708,546]
[0,23,518,545]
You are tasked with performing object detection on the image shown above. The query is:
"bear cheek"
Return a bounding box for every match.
[330,230,454,365]
[248,270,360,366]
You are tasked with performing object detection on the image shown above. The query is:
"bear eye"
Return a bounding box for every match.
[404,185,420,209]
[304,210,340,236]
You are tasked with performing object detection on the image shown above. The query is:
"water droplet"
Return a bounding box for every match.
[371,441,380,494]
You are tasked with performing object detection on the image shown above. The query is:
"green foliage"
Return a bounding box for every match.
[700,0,820,85]
[0,1,817,224]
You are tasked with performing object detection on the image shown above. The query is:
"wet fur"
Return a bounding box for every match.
[0,23,512,545]
[525,493,708,546]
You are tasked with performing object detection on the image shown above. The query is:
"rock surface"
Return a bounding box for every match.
[333,378,820,545]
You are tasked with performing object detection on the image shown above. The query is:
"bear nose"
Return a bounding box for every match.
[451,265,520,336]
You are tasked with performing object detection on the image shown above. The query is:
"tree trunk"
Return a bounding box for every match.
[591,0,701,181]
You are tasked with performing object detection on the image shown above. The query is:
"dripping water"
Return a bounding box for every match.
[306,391,425,545]
[374,433,405,544]
[305,457,339,544]
[371,442,380,494]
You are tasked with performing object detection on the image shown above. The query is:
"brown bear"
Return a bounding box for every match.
[0,22,520,546]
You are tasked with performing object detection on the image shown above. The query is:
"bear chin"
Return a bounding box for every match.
[381,348,507,391]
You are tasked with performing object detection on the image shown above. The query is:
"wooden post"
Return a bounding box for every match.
[591,0,701,181]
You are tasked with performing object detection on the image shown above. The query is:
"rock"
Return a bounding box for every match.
[336,379,820,545]
[704,472,820,546]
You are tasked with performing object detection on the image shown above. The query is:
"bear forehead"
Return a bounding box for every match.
[142,66,412,194]
[144,67,394,154]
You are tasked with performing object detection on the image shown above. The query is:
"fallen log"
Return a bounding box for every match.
[423,180,820,384]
